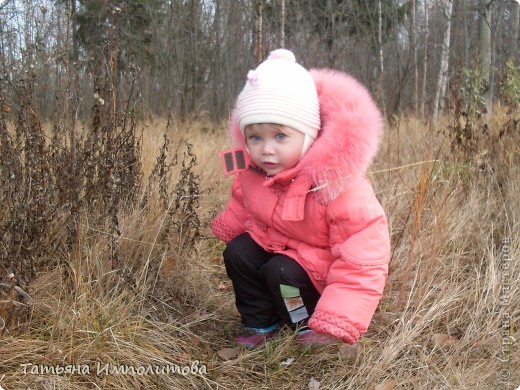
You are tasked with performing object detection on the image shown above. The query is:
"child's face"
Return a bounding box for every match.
[244,124,304,176]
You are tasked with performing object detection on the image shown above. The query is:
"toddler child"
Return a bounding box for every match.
[212,49,390,347]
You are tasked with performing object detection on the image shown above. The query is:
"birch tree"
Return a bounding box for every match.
[280,0,285,48]
[256,0,263,64]
[377,0,386,117]
[479,0,494,117]
[411,0,418,113]
[511,0,519,61]
[433,0,454,122]
[421,1,429,118]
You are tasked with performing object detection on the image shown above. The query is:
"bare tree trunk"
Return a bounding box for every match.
[378,0,386,118]
[479,0,493,118]
[412,0,418,113]
[513,1,519,60]
[280,0,285,48]
[69,0,79,64]
[421,1,429,118]
[210,0,221,120]
[433,0,453,123]
[66,0,79,248]
[463,19,469,67]
[256,0,263,64]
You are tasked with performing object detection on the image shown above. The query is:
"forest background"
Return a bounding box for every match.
[0,1,519,389]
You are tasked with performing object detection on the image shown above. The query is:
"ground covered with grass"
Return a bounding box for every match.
[0,111,518,389]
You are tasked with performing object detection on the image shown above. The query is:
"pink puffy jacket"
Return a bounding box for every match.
[212,69,390,344]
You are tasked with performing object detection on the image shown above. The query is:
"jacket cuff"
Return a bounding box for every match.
[211,215,236,243]
[308,310,360,345]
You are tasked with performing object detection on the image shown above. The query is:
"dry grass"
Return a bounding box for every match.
[0,110,519,390]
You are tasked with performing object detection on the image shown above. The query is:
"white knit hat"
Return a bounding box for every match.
[236,49,321,156]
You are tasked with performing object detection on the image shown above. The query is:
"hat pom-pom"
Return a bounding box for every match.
[268,49,295,63]
[247,70,259,86]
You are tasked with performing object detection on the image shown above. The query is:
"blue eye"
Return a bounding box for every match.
[249,135,261,142]
[275,133,286,141]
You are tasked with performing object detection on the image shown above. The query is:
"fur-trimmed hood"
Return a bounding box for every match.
[230,69,383,202]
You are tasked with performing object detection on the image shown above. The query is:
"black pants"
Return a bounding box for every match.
[223,233,321,329]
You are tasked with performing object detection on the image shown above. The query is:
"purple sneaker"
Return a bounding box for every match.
[297,329,336,346]
[236,324,279,348]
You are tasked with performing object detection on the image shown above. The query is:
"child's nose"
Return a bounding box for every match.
[262,140,275,154]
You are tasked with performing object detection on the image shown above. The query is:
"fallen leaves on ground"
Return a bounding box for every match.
[308,377,320,390]
[374,379,397,390]
[218,281,232,290]
[280,357,295,367]
[216,347,240,360]
[339,343,360,361]
[432,333,459,347]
